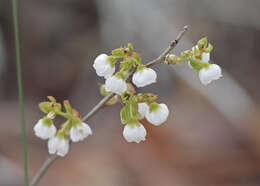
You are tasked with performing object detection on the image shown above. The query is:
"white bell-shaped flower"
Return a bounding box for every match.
[123,124,147,143]
[48,137,69,157]
[105,75,127,95]
[33,118,56,140]
[70,122,92,142]
[93,54,115,79]
[145,103,169,126]
[132,68,157,87]
[199,64,222,85]
[138,103,149,119]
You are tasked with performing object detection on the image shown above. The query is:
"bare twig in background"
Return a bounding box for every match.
[29,25,188,186]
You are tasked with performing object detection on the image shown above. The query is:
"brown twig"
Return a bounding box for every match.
[29,25,188,186]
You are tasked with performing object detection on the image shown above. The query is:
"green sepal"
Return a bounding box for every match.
[42,117,53,127]
[190,61,210,72]
[190,61,202,72]
[100,84,110,96]
[204,43,213,53]
[127,118,140,128]
[149,102,160,113]
[71,117,82,127]
[197,37,208,49]
[39,102,52,114]
[136,64,146,72]
[112,48,124,58]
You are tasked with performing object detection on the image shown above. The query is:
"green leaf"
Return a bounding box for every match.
[120,100,141,124]
[120,103,130,124]
[112,48,124,57]
[53,103,62,113]
[132,52,141,64]
[39,102,52,113]
[120,59,133,71]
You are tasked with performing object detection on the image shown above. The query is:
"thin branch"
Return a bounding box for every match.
[30,155,58,186]
[29,25,189,186]
[12,0,29,185]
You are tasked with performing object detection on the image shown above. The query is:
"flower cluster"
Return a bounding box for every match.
[165,37,222,85]
[94,44,169,143]
[33,96,92,157]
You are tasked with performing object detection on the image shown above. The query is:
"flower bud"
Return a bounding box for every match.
[48,136,69,157]
[70,122,92,142]
[123,124,147,143]
[93,54,115,79]
[132,68,157,87]
[145,103,169,126]
[199,64,222,85]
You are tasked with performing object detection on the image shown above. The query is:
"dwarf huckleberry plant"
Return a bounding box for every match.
[32,27,225,185]
[34,37,223,154]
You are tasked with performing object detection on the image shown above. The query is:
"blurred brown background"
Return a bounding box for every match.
[0,0,260,185]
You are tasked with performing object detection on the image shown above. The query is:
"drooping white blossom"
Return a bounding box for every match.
[70,122,92,142]
[93,54,115,79]
[123,124,147,143]
[138,103,149,119]
[145,103,169,126]
[33,119,56,140]
[199,64,222,85]
[48,137,69,157]
[132,68,157,87]
[105,75,127,95]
